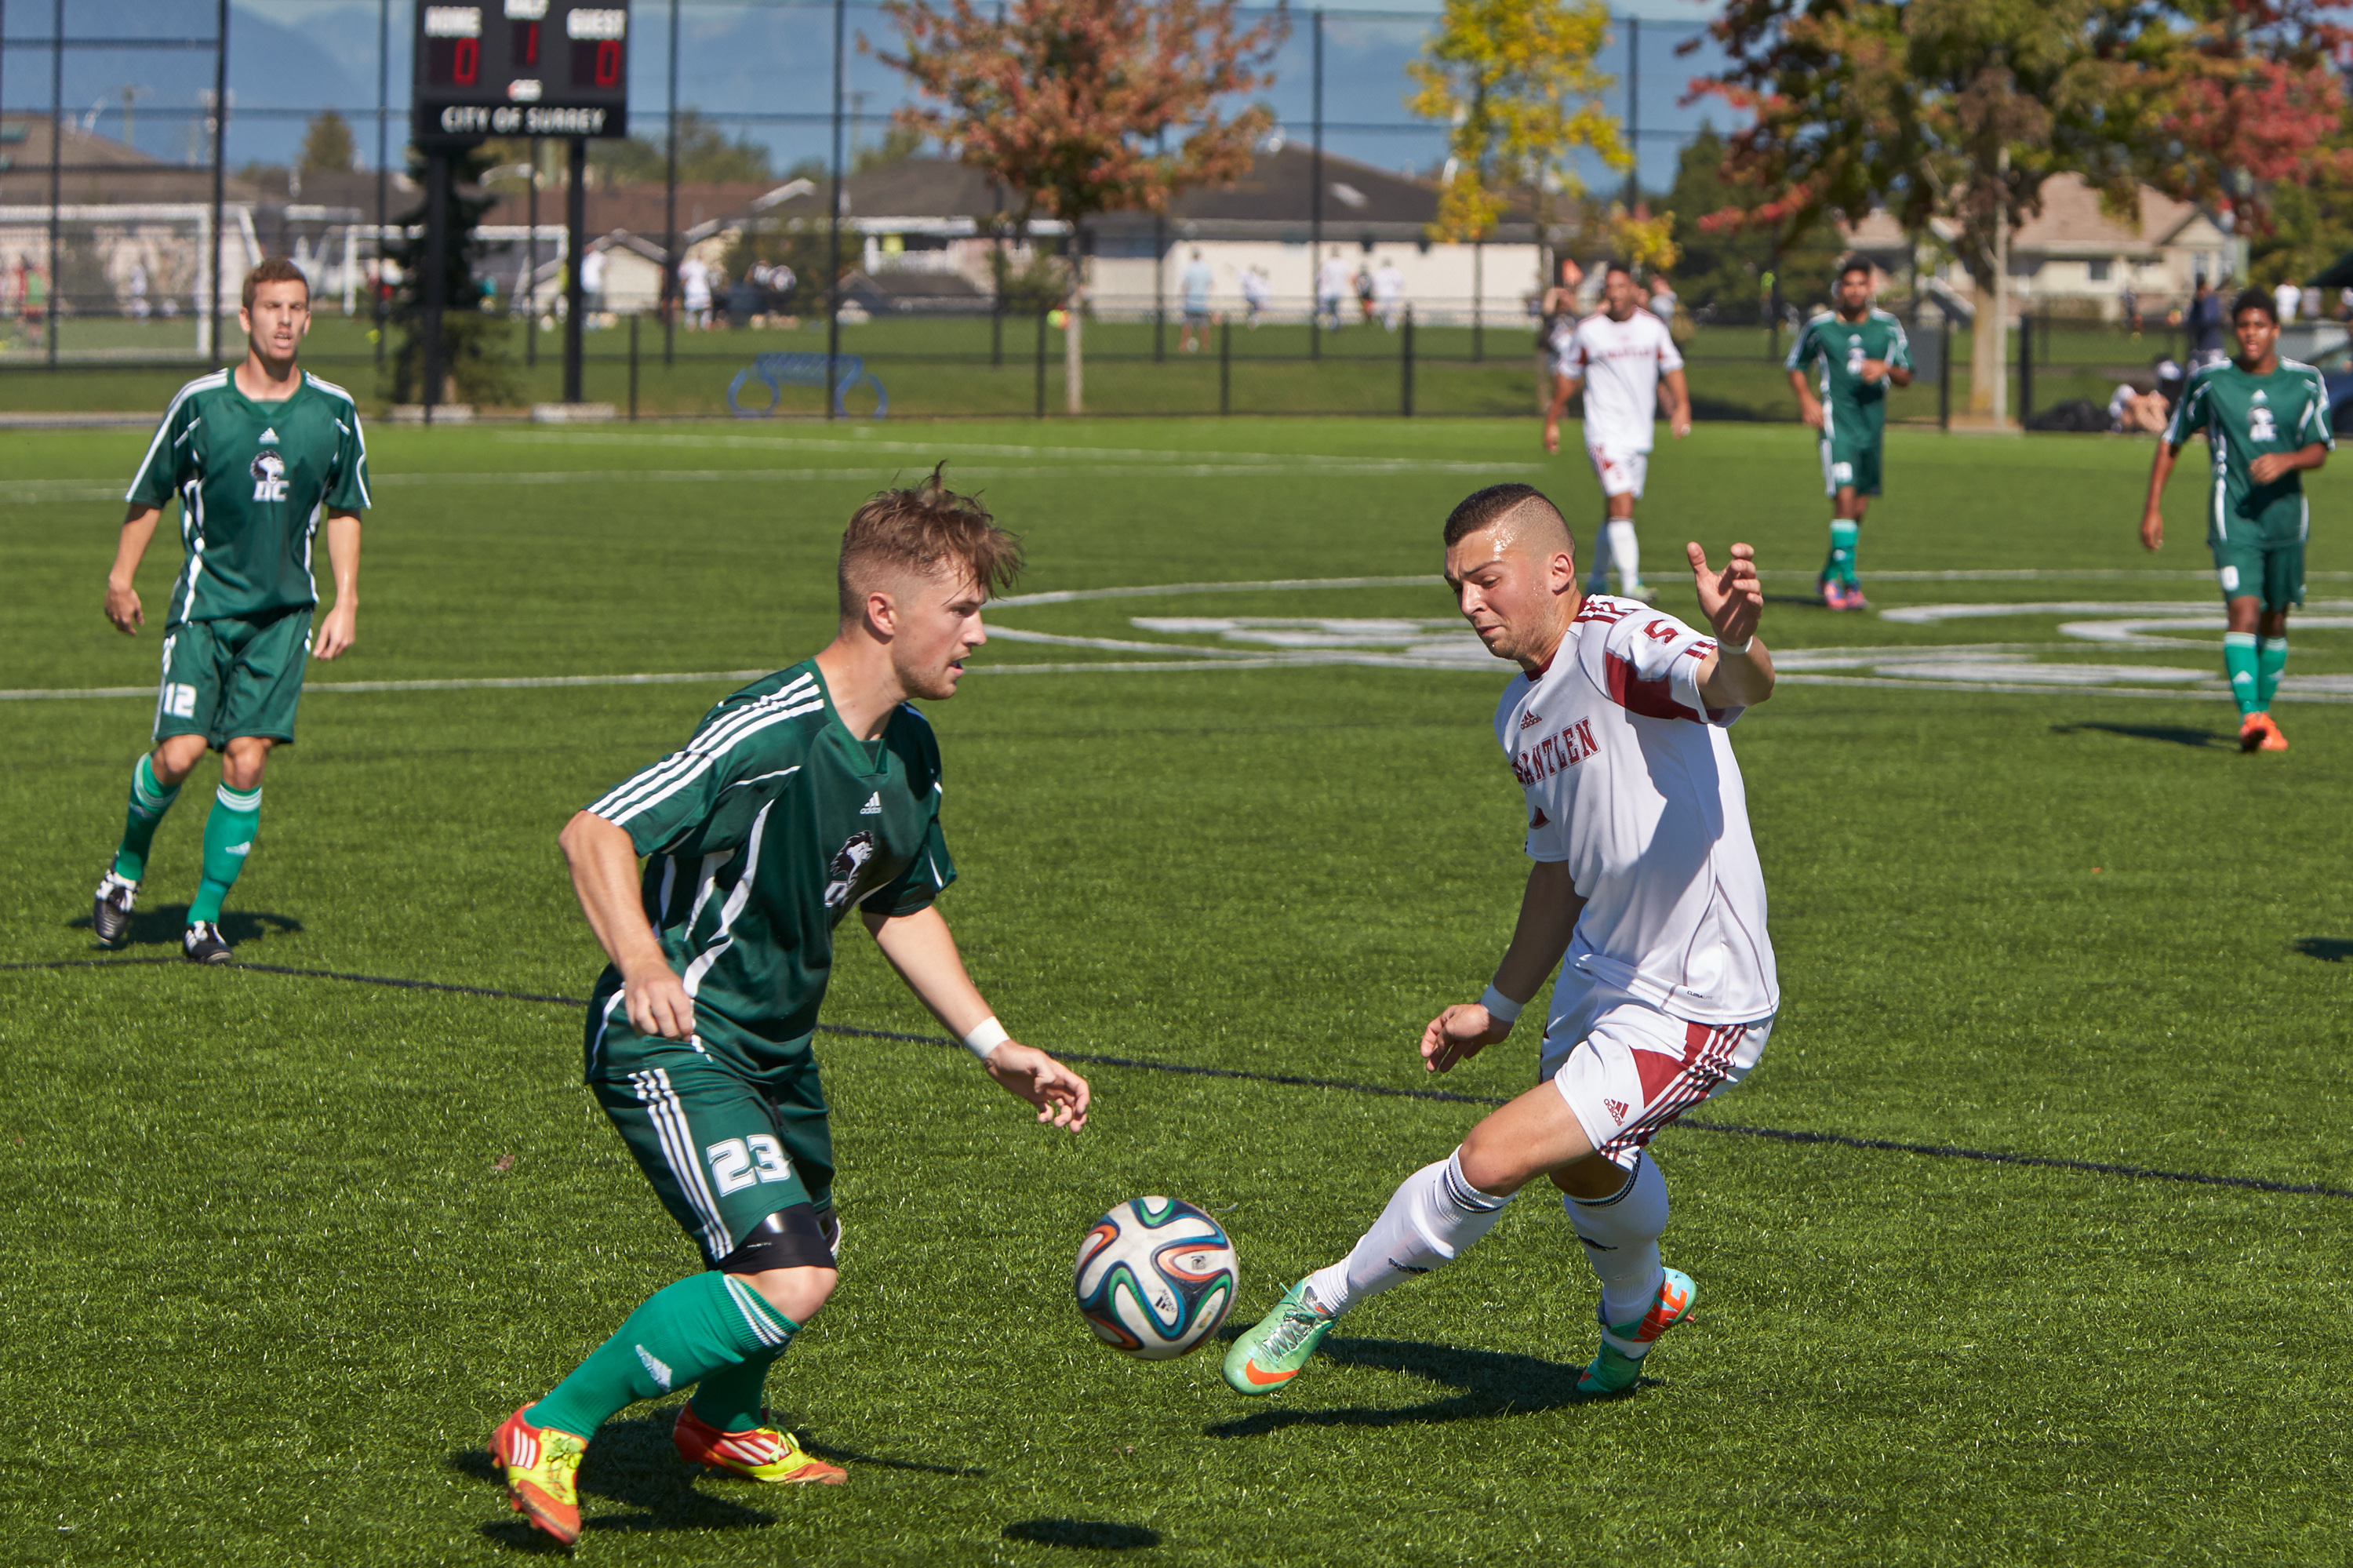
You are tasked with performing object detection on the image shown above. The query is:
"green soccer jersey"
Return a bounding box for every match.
[1785,308,1912,438]
[125,369,372,628]
[2163,357,2333,533]
[584,660,956,1075]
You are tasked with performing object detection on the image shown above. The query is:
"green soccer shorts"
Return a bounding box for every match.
[587,1002,836,1268]
[152,607,313,748]
[2210,493,2308,610]
[1819,427,1883,499]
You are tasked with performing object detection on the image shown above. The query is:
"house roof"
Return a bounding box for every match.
[0,118,266,207]
[1839,175,2226,259]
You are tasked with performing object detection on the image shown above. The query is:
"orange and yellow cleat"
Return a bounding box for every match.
[673,1405,847,1485]
[490,1406,587,1545]
[2257,713,2289,751]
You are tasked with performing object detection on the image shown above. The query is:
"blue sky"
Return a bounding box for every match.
[5,0,1740,193]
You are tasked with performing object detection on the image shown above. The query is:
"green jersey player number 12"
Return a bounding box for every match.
[91,256,369,966]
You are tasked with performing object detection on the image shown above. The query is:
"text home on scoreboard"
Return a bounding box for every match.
[413,0,631,142]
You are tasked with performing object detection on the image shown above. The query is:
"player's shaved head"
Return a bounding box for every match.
[838,466,1024,619]
[1443,483,1572,555]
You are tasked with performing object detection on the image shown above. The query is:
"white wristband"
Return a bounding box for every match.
[962,1017,1011,1061]
[1478,984,1524,1025]
[1718,636,1753,657]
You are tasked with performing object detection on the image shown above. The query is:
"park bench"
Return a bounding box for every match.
[727,351,888,418]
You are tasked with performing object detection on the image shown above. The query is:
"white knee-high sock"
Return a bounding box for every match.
[1606,519,1640,590]
[1566,1154,1669,1352]
[1304,1149,1511,1318]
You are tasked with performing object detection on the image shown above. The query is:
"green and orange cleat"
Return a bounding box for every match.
[673,1404,847,1484]
[490,1406,587,1546]
[1577,1266,1699,1397]
[1222,1281,1336,1395]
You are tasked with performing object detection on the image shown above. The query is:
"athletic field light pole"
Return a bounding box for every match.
[827,0,847,421]
[1310,7,1322,362]
[376,0,388,369]
[563,136,587,403]
[663,0,679,366]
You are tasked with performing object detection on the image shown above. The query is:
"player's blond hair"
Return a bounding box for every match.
[837,466,1024,619]
[242,256,311,309]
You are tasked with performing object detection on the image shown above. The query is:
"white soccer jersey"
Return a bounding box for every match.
[1556,309,1684,455]
[1494,595,1777,1024]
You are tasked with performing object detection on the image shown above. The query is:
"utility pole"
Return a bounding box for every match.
[827,0,847,420]
[1624,15,1639,212]
[1310,9,1323,362]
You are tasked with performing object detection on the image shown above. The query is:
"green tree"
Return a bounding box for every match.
[854,123,926,174]
[383,144,521,408]
[1693,0,2353,424]
[588,110,773,187]
[300,111,356,173]
[880,0,1286,413]
[1659,125,1838,322]
[1406,0,1625,256]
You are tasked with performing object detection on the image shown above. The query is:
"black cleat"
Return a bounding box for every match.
[182,921,235,965]
[92,868,138,948]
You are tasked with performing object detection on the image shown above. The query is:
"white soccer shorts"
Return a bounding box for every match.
[1537,973,1773,1170]
[1585,444,1649,500]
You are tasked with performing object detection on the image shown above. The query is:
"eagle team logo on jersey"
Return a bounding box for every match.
[249,450,289,502]
[821,831,877,911]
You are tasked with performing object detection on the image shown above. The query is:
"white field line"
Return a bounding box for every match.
[495,431,1515,467]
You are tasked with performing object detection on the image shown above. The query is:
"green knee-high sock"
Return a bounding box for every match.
[112,755,182,882]
[187,784,260,926]
[1826,520,1860,586]
[2223,631,2261,717]
[2257,637,2289,710]
[529,1271,797,1439]
[688,1346,787,1433]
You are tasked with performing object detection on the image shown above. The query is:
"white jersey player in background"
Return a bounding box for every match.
[1225,482,1777,1401]
[1544,262,1692,602]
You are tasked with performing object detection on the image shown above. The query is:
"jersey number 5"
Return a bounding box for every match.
[707,1134,792,1195]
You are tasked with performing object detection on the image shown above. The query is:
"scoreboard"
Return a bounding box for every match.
[413,0,630,143]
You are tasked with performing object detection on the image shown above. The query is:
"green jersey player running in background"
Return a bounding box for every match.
[1786,257,1911,610]
[2140,286,2331,752]
[490,473,1092,1547]
[93,256,369,962]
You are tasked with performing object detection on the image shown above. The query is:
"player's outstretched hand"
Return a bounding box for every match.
[1687,540,1764,649]
[104,582,144,635]
[1421,1004,1512,1075]
[2139,507,2165,553]
[987,1042,1091,1130]
[623,962,696,1042]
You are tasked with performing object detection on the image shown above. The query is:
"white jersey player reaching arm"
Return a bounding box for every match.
[1224,482,1777,1401]
[1544,261,1691,602]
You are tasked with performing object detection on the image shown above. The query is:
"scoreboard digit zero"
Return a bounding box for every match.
[413,0,630,143]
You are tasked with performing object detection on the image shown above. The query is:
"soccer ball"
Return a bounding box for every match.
[1073,1196,1238,1360]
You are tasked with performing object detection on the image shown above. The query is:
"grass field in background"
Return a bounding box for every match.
[0,308,2183,420]
[3,418,2348,1564]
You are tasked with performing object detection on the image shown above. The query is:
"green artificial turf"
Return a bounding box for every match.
[2,417,2348,1564]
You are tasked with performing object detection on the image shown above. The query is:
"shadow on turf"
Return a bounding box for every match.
[451,1410,987,1548]
[1003,1519,1162,1551]
[69,904,302,951]
[1201,1333,1645,1438]
[2293,937,2353,963]
[2049,722,2227,749]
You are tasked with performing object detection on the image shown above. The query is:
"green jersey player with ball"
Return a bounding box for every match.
[2140,286,2331,751]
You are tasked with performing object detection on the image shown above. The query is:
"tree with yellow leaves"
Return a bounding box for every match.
[1408,0,1628,277]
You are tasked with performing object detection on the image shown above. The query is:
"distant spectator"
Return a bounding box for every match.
[1239,265,1270,329]
[2186,278,2225,368]
[1355,258,1376,324]
[580,248,606,318]
[2275,278,2302,326]
[1540,254,1584,358]
[2154,356,2186,413]
[678,254,713,329]
[1316,247,1351,331]
[1179,247,1215,352]
[2340,286,2353,323]
[1372,257,1405,330]
[2120,286,2140,333]
[128,260,151,321]
[1646,273,1677,322]
[2108,380,2169,433]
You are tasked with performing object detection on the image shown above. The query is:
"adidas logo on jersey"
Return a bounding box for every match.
[859,792,882,815]
[257,426,279,444]
[1520,710,1543,729]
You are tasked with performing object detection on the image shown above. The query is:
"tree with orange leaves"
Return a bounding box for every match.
[878,0,1286,413]
[1690,0,2353,423]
